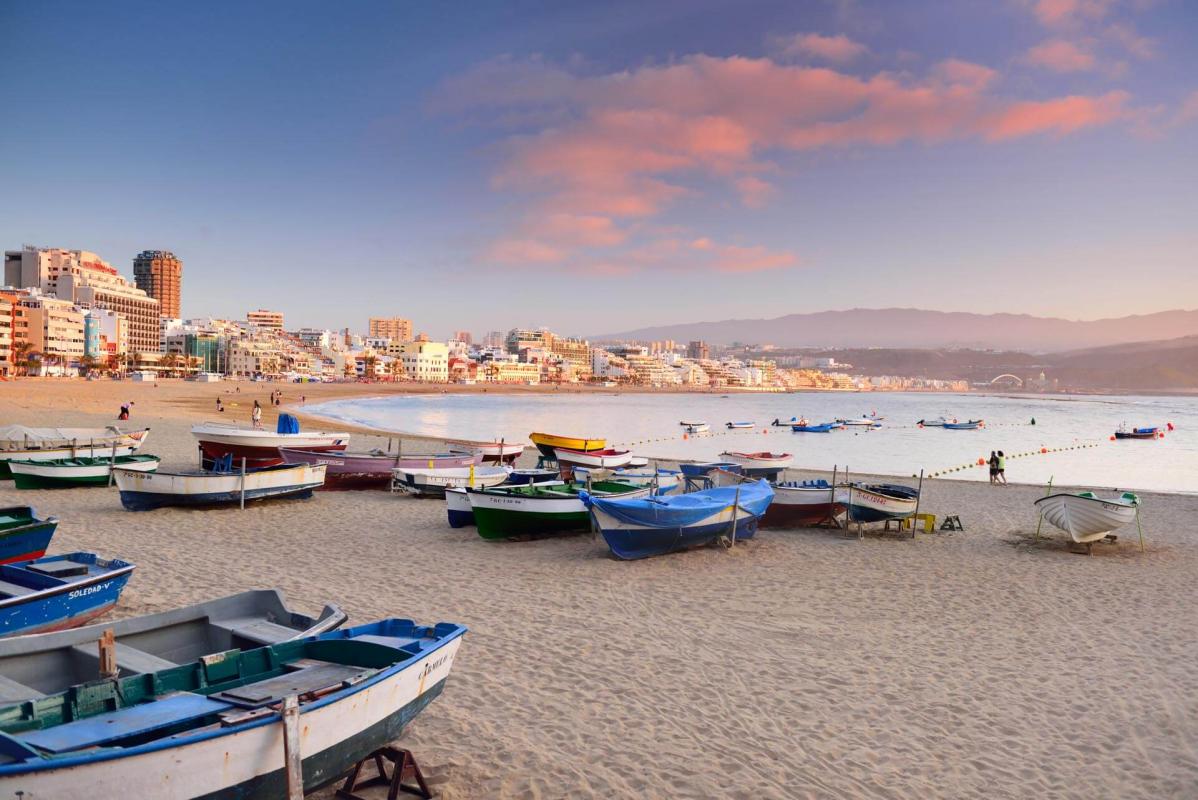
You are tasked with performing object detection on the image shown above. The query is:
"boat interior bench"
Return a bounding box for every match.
[224,617,306,646]
[16,692,235,754]
[0,674,41,704]
[0,580,36,598]
[68,641,177,675]
[212,661,370,708]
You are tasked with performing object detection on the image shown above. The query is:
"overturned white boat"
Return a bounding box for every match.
[1034,491,1140,544]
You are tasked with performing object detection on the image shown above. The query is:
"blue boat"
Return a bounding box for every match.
[0,552,135,637]
[584,479,775,560]
[943,420,983,430]
[505,468,561,485]
[791,422,837,433]
[0,618,466,798]
[678,461,741,478]
[0,506,57,565]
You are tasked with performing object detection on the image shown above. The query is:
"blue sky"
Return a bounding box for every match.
[1,0,1195,338]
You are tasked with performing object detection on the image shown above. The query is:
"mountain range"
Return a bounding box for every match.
[593,308,1198,353]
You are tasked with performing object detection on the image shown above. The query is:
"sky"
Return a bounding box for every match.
[1,0,1196,338]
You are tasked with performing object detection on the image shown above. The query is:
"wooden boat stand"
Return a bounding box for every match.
[336,746,432,799]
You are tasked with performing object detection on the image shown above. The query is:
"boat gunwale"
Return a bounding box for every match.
[0,557,135,611]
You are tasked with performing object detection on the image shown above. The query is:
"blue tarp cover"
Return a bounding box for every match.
[277,414,300,434]
[583,479,774,527]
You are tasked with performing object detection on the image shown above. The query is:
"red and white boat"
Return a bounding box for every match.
[552,447,634,471]
[192,422,349,469]
[719,451,794,473]
[457,440,525,464]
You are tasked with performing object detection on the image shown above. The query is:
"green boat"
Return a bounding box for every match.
[467,480,652,540]
[9,455,161,489]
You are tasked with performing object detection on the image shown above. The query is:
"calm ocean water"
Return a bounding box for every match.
[307,392,1197,493]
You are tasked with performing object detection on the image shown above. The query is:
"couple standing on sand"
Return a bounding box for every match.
[989,451,1006,485]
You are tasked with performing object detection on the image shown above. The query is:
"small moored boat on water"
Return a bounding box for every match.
[726,421,755,429]
[0,589,347,703]
[114,461,326,511]
[393,465,510,497]
[585,479,775,560]
[684,422,710,433]
[279,447,480,490]
[838,417,881,428]
[0,507,58,565]
[1034,491,1140,546]
[0,618,467,799]
[529,432,606,459]
[1114,424,1159,440]
[0,426,150,478]
[791,422,837,433]
[842,483,919,524]
[9,455,160,489]
[943,420,983,430]
[0,552,136,637]
[192,415,349,469]
[917,417,949,427]
[469,481,651,539]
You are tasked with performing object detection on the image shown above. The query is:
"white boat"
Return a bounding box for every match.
[725,421,755,429]
[1034,491,1140,544]
[838,417,881,427]
[678,420,705,427]
[455,440,525,463]
[114,463,327,510]
[0,426,150,476]
[719,451,794,472]
[552,447,634,470]
[684,423,710,434]
[918,416,953,427]
[842,483,919,524]
[191,421,349,468]
[392,465,510,497]
[9,455,160,489]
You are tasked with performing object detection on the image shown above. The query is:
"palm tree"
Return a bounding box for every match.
[159,352,182,377]
[388,359,405,382]
[11,341,33,377]
[78,354,101,377]
[363,354,378,379]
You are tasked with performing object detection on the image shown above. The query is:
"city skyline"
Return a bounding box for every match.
[2,1,1196,336]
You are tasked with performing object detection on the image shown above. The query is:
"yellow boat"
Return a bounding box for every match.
[529,432,606,458]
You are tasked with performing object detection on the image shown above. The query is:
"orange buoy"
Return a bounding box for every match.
[1109,435,1116,441]
[1040,447,1047,454]
[977,457,985,466]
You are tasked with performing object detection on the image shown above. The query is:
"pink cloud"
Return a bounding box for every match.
[1105,23,1156,59]
[985,91,1130,140]
[777,32,868,64]
[1031,0,1114,28]
[441,53,1141,272]
[1024,39,1096,72]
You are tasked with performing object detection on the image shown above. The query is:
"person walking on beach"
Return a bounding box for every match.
[988,451,998,484]
[996,451,1007,485]
[251,400,263,429]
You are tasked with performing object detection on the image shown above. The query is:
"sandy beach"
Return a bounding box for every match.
[1,378,1195,799]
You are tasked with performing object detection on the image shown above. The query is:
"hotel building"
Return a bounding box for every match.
[133,250,183,318]
[247,309,284,330]
[18,292,85,369]
[368,317,413,342]
[4,247,160,355]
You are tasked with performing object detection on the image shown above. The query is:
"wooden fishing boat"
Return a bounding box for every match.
[585,479,775,560]
[445,481,565,528]
[843,483,919,524]
[0,507,58,565]
[552,447,634,472]
[0,553,135,637]
[0,589,347,703]
[943,420,983,430]
[529,432,606,458]
[718,451,794,477]
[572,466,683,495]
[790,422,837,433]
[0,618,466,799]
[192,417,349,469]
[460,440,525,463]
[0,426,150,478]
[113,463,326,511]
[392,465,510,497]
[1114,424,1158,440]
[469,481,651,540]
[279,447,480,490]
[505,467,560,485]
[726,421,755,429]
[9,455,160,490]
[679,462,741,479]
[731,478,845,528]
[1034,491,1140,545]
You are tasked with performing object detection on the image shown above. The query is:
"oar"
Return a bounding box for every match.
[1034,475,1054,540]
[1135,502,1145,553]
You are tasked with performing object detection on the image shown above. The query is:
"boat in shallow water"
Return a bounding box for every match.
[1034,491,1140,545]
[584,479,775,560]
[0,507,58,565]
[9,455,160,489]
[0,618,467,799]
[0,553,135,637]
[114,462,326,511]
[0,426,150,478]
[469,481,650,539]
[0,589,346,703]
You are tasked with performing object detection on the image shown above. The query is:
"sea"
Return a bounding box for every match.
[305,391,1197,494]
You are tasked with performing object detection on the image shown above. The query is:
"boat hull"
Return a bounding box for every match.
[1034,493,1138,543]
[393,467,509,498]
[445,487,475,528]
[0,556,135,638]
[0,634,464,800]
[280,448,478,490]
[0,434,149,478]
[470,486,650,539]
[10,457,159,489]
[843,486,918,523]
[760,484,845,528]
[114,465,326,511]
[0,521,58,565]
[529,433,605,458]
[593,506,760,560]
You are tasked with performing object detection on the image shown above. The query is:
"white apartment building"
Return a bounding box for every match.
[396,341,448,382]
